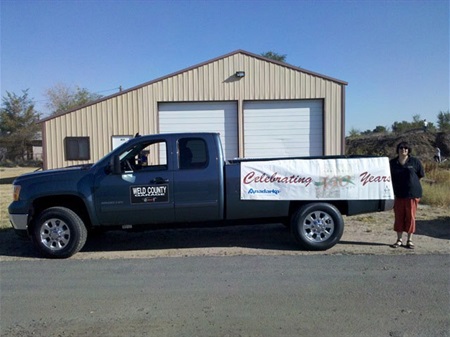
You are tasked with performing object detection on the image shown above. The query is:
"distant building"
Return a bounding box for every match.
[31,131,42,160]
[0,131,42,162]
[38,50,347,169]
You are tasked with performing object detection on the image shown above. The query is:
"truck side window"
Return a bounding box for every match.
[178,138,208,170]
[121,140,167,172]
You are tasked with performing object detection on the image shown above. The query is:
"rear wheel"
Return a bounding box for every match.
[31,207,87,258]
[291,203,344,250]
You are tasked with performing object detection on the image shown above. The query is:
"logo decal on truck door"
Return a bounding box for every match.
[130,184,169,203]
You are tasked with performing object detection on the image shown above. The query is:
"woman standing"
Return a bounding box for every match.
[389,141,424,249]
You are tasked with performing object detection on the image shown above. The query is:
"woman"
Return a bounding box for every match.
[389,141,424,249]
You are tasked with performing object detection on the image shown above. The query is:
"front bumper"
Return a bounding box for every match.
[9,213,28,231]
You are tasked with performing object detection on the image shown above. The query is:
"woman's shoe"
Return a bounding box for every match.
[406,240,415,249]
[391,239,402,248]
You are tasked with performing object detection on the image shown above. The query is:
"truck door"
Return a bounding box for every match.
[173,136,223,222]
[94,139,175,226]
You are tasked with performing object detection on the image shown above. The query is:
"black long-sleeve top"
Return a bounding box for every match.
[389,156,425,198]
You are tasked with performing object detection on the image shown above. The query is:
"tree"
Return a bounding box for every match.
[391,120,410,134]
[347,127,361,138]
[45,83,102,115]
[437,110,450,132]
[391,114,440,134]
[261,51,287,63]
[372,125,388,133]
[0,90,40,162]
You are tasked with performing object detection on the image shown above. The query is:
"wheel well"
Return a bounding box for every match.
[288,200,348,218]
[30,195,92,230]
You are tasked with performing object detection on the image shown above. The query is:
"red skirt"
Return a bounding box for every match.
[393,198,420,233]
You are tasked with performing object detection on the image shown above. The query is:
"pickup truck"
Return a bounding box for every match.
[9,132,394,258]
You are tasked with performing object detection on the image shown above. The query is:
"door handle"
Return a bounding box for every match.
[151,177,168,184]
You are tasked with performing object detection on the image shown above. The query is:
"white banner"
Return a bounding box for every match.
[240,157,394,200]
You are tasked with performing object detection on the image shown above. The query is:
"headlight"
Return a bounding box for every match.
[12,185,21,201]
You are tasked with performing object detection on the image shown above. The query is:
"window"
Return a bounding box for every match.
[64,137,90,161]
[111,135,132,149]
[178,138,208,169]
[120,140,167,172]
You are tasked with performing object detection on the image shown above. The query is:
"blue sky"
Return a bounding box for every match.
[1,0,449,133]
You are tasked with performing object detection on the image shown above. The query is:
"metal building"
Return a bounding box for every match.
[39,50,347,169]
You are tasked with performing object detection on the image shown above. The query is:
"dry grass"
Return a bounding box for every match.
[422,163,450,208]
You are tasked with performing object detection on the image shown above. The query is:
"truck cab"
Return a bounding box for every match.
[93,133,225,226]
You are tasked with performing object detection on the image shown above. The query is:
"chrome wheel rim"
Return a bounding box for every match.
[302,210,335,242]
[40,218,71,251]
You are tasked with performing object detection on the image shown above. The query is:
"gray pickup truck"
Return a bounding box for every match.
[9,132,394,258]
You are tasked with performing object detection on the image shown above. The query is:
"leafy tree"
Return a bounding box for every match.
[412,114,425,130]
[412,114,437,131]
[0,90,40,162]
[391,115,440,134]
[347,127,361,138]
[45,83,102,115]
[261,51,287,63]
[372,125,388,133]
[391,120,411,134]
[437,110,450,132]
[412,114,422,124]
[350,125,389,137]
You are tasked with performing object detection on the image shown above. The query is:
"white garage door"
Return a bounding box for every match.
[243,100,323,158]
[159,102,238,159]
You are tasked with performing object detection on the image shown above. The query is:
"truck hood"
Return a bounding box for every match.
[13,164,93,185]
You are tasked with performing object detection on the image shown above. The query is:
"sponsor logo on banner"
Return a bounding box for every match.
[130,184,169,204]
[240,158,394,200]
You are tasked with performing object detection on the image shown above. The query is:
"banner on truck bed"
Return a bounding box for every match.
[240,157,394,200]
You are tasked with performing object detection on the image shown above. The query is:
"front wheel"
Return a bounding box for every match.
[290,203,344,251]
[31,207,87,258]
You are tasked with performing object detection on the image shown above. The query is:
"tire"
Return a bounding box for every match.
[31,207,88,258]
[290,203,344,251]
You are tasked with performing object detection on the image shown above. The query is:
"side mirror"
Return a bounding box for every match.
[113,155,122,174]
[106,155,122,175]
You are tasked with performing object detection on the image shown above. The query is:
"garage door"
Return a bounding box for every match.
[159,102,238,159]
[243,100,323,158]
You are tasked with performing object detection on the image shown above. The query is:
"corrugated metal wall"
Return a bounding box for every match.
[41,50,346,169]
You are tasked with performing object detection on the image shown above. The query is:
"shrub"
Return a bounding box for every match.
[421,163,450,207]
[0,160,16,168]
[0,159,43,168]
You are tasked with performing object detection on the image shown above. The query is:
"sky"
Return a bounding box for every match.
[1,0,449,134]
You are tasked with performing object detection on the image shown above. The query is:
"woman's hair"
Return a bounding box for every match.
[396,141,412,154]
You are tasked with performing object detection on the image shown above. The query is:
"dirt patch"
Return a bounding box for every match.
[0,205,448,261]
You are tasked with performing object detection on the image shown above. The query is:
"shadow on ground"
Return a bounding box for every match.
[0,224,297,259]
[415,216,450,240]
[1,217,448,259]
[82,224,299,253]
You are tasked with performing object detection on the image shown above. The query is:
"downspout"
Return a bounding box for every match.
[341,84,346,155]
[41,123,47,170]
